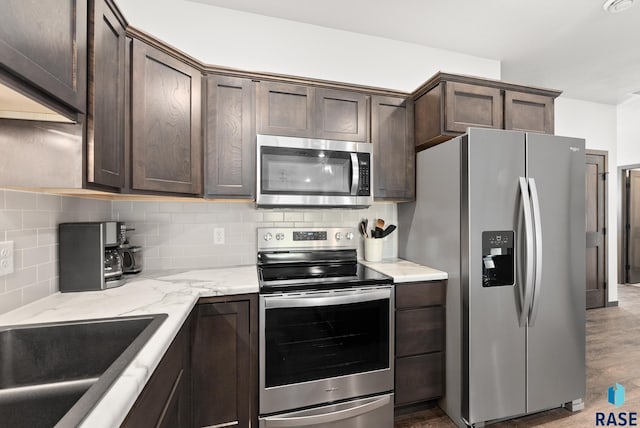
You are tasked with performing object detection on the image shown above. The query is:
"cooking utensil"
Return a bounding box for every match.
[359,220,368,238]
[374,218,385,238]
[380,224,396,238]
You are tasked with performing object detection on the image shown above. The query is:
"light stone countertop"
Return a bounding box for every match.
[0,260,445,427]
[360,258,448,283]
[0,265,259,428]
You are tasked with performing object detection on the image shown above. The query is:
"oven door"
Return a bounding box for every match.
[256,134,372,207]
[259,286,394,415]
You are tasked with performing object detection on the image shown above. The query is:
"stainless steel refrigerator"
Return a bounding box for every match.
[398,127,586,427]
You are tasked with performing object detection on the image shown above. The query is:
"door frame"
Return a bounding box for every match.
[586,150,609,306]
[619,162,640,285]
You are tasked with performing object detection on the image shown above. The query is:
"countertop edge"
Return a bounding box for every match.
[359,258,448,283]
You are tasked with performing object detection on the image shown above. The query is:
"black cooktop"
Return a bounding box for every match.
[257,249,392,293]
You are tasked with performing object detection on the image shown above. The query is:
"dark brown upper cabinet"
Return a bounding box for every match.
[314,88,369,142]
[443,82,503,133]
[0,0,87,116]
[257,81,313,138]
[371,96,415,201]
[205,75,256,198]
[257,81,369,142]
[413,73,561,151]
[130,38,202,195]
[86,0,126,189]
[504,90,555,134]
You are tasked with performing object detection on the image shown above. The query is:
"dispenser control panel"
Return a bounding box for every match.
[482,230,514,287]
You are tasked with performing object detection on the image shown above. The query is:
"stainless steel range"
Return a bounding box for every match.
[257,227,394,428]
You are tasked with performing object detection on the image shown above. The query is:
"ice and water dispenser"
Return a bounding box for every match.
[482,231,514,287]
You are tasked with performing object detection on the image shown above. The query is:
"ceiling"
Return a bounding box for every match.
[189,0,640,105]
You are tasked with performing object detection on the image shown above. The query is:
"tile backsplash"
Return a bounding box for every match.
[113,200,398,270]
[0,188,399,315]
[0,189,112,314]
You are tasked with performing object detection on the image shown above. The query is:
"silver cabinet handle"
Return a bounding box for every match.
[350,153,360,195]
[261,394,390,427]
[528,178,543,326]
[519,177,535,328]
[265,288,391,309]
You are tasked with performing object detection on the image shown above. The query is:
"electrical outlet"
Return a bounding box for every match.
[0,241,14,277]
[214,228,225,245]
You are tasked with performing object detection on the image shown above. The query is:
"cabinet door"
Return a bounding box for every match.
[122,316,191,428]
[205,75,255,198]
[504,91,554,134]
[0,0,87,112]
[395,353,444,406]
[87,0,126,188]
[131,39,202,194]
[257,81,314,137]
[371,96,414,201]
[192,299,256,428]
[314,88,368,142]
[444,81,503,133]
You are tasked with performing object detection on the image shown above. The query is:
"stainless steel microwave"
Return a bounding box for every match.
[256,134,373,208]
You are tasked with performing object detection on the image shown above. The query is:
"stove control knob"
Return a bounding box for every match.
[264,232,273,241]
[345,232,354,240]
[276,233,285,241]
[335,232,342,241]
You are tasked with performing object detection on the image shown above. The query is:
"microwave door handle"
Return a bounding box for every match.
[261,394,391,427]
[265,288,390,309]
[350,153,359,195]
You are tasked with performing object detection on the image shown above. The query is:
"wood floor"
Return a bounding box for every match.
[395,284,640,427]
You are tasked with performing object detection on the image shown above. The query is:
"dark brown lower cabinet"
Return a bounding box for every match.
[394,280,446,410]
[191,294,258,428]
[122,314,192,428]
[395,352,444,405]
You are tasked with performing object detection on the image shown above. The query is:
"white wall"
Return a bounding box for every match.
[555,97,618,302]
[617,96,640,165]
[115,0,501,91]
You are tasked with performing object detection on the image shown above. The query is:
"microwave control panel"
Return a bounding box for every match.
[357,153,370,195]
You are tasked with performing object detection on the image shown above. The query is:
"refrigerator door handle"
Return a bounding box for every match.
[519,177,535,327]
[528,177,543,326]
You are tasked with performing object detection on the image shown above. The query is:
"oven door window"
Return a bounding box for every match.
[264,298,389,388]
[260,147,352,195]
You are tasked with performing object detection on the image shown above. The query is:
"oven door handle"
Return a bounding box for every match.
[264,288,391,309]
[260,394,391,427]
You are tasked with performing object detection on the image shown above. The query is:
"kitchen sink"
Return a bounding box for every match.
[0,313,167,428]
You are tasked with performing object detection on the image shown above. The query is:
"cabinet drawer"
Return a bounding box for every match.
[396,307,443,357]
[395,352,444,405]
[395,281,445,309]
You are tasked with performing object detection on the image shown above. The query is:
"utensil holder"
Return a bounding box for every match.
[364,238,383,262]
